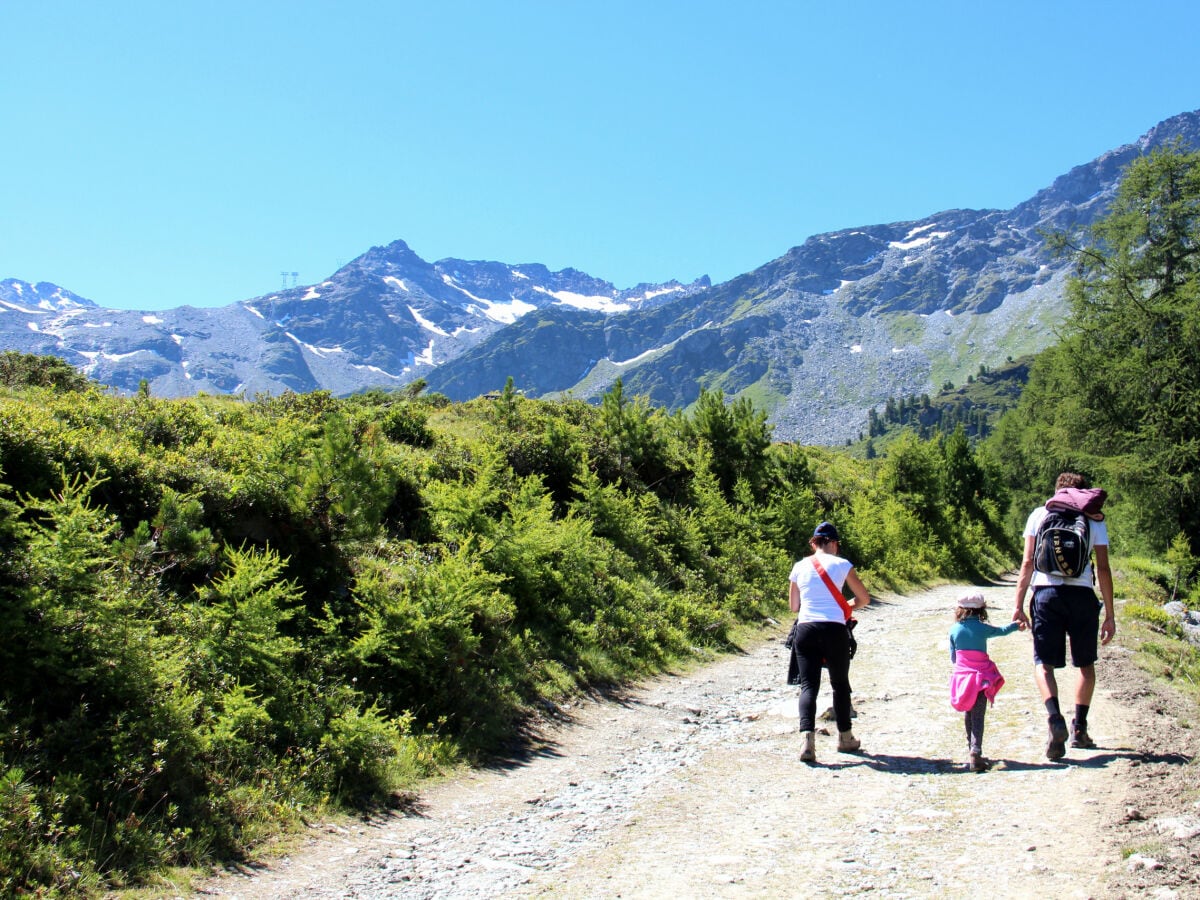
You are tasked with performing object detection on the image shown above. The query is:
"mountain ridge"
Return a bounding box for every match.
[3,108,1198,443]
[424,109,1200,442]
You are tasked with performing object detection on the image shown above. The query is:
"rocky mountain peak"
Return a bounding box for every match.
[1,279,97,312]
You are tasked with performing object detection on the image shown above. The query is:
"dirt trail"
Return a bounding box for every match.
[190,579,1200,899]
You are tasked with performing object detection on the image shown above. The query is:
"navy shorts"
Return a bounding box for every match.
[1031,584,1101,668]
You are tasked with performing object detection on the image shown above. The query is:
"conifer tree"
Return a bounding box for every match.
[1000,143,1200,549]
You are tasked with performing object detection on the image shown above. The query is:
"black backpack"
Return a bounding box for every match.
[1033,509,1091,577]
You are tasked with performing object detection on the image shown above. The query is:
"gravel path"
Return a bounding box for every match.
[190,578,1200,899]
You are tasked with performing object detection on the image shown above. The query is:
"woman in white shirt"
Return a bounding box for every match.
[788,521,871,763]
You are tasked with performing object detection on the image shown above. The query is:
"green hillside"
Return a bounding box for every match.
[0,360,1015,896]
[849,355,1032,456]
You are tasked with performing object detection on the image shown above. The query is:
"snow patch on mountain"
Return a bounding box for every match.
[642,286,683,301]
[351,363,404,380]
[463,290,538,324]
[409,305,449,336]
[439,274,535,323]
[613,346,661,366]
[286,332,347,358]
[2,298,52,315]
[889,223,952,250]
[534,286,631,313]
[414,340,436,367]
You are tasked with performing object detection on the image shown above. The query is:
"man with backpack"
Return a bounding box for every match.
[1012,473,1116,760]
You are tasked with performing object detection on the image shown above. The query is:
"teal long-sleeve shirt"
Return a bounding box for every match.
[949,618,1019,662]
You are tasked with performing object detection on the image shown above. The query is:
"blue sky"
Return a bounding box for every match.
[3,2,1199,311]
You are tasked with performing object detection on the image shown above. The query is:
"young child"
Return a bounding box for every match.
[949,591,1021,771]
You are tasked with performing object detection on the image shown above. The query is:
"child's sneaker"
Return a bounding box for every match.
[1046,714,1069,760]
[966,752,992,772]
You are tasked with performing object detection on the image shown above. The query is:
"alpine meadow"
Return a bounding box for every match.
[3,145,1200,898]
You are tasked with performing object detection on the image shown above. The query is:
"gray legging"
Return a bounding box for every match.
[964,693,987,754]
[791,621,854,733]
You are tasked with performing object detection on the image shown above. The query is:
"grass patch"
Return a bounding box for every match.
[884,311,926,346]
[1120,601,1200,694]
[1120,839,1169,861]
[733,376,787,417]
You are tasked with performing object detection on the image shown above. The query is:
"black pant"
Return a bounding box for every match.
[791,621,853,733]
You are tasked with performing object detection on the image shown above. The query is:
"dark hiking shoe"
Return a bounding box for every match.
[1046,714,1069,760]
[1070,721,1096,749]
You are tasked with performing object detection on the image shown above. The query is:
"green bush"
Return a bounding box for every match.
[1123,601,1184,638]
[318,705,410,801]
[0,351,92,392]
[378,402,433,448]
[1114,557,1172,606]
[0,358,1023,893]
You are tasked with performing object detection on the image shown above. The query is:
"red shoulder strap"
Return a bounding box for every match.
[811,555,854,623]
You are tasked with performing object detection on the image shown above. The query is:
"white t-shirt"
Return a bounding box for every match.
[789,551,853,623]
[1023,506,1109,589]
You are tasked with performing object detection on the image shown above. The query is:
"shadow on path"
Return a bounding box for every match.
[804,748,1163,775]
[804,752,953,774]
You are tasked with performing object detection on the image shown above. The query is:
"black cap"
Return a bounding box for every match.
[813,521,840,541]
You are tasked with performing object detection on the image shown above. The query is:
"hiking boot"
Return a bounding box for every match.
[1070,721,1096,749]
[1046,714,1069,760]
[837,729,861,753]
[966,752,992,772]
[800,730,816,763]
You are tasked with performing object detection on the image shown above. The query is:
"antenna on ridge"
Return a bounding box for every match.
[290,271,299,288]
[280,271,290,290]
